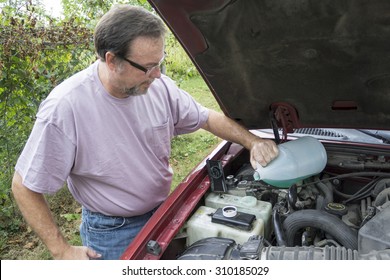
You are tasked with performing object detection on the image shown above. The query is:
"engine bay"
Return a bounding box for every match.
[168,142,390,260]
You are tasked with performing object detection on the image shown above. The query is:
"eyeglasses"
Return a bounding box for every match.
[120,53,165,76]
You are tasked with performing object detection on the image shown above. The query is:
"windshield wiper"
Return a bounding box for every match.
[358,130,390,144]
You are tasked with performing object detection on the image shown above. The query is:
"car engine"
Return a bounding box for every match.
[177,145,390,260]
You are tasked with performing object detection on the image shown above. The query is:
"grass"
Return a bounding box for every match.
[1,75,222,260]
[170,76,222,189]
[179,76,221,111]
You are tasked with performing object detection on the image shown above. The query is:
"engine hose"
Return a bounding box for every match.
[272,206,286,246]
[315,181,333,209]
[282,209,358,250]
[287,185,298,210]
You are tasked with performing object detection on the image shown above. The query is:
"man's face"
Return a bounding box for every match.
[113,36,165,98]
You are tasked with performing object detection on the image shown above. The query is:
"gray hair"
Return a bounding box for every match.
[94,5,166,61]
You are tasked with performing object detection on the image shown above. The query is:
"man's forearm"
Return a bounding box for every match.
[202,110,279,167]
[202,110,260,149]
[11,172,69,259]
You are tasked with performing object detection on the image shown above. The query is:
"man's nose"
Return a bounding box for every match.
[149,67,162,79]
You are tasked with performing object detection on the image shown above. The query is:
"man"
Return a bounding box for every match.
[12,4,278,260]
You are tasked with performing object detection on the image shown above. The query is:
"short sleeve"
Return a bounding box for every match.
[15,118,76,194]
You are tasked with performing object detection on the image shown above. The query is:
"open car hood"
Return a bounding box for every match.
[149,0,390,130]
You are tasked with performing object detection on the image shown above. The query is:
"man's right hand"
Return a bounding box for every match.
[54,245,102,260]
[12,172,102,260]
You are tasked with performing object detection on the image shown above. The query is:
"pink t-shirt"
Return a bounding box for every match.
[15,61,209,217]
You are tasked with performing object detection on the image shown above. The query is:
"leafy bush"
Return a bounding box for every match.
[165,33,199,83]
[0,1,95,235]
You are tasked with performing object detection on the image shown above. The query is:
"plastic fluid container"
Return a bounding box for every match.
[358,206,390,254]
[254,136,327,188]
[205,192,272,239]
[185,206,264,246]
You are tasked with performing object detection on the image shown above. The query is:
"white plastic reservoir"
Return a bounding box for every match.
[185,206,264,246]
[205,192,272,238]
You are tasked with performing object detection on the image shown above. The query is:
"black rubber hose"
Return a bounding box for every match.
[288,185,298,210]
[272,206,287,246]
[282,209,358,250]
[315,181,333,209]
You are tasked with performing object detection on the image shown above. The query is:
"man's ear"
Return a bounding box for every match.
[105,51,118,71]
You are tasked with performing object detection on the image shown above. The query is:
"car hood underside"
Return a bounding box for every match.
[149,0,390,130]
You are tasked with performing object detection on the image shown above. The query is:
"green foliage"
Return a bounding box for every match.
[0,0,95,236]
[60,213,81,222]
[165,32,199,84]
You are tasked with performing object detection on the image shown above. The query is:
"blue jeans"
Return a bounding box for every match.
[80,207,156,260]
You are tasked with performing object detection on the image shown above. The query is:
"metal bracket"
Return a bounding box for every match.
[270,102,300,141]
[146,240,162,256]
